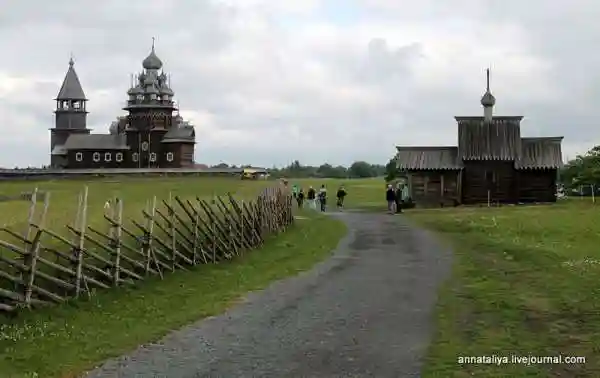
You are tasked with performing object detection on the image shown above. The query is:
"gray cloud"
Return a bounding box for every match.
[0,0,597,168]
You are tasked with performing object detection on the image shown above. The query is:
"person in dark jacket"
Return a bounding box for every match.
[336,186,347,210]
[307,186,317,210]
[297,188,305,208]
[394,183,403,213]
[318,184,327,212]
[386,184,396,214]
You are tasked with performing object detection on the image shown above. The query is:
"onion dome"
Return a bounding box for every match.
[142,41,162,70]
[481,91,495,107]
[480,68,495,107]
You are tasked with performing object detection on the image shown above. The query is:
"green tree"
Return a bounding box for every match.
[384,157,398,182]
[560,145,600,189]
[348,161,375,178]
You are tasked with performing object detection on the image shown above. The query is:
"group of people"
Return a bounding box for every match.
[291,184,347,212]
[386,183,409,214]
[285,180,409,214]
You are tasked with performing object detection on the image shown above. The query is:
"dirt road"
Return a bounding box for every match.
[85,212,451,378]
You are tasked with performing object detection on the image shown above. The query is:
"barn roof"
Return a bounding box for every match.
[456,116,523,160]
[516,137,564,170]
[395,146,463,170]
[51,145,67,155]
[64,134,129,150]
[162,126,195,143]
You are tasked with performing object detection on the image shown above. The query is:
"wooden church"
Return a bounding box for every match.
[395,69,563,206]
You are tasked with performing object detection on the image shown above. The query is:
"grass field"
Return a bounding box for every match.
[409,199,600,377]
[0,176,277,232]
[0,176,384,229]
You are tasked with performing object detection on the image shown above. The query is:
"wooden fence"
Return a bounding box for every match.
[0,186,293,312]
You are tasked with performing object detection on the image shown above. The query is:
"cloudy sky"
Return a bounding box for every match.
[0,0,596,168]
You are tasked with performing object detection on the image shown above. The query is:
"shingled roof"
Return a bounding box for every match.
[56,58,86,101]
[51,145,67,155]
[162,126,195,143]
[456,116,523,160]
[516,137,564,170]
[64,134,129,150]
[395,146,463,170]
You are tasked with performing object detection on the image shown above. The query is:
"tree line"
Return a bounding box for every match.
[213,160,396,179]
[560,145,600,190]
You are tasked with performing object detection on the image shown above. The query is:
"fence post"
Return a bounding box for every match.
[15,187,39,293]
[24,187,38,243]
[144,196,157,275]
[74,186,88,298]
[169,192,177,271]
[192,210,199,265]
[212,222,217,263]
[23,192,50,306]
[113,198,123,286]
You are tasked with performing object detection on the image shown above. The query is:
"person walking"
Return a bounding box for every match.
[386,184,396,214]
[307,186,317,210]
[318,184,328,212]
[297,188,305,208]
[394,183,403,213]
[336,185,347,210]
[292,184,299,200]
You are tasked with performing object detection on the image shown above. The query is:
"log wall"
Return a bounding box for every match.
[407,170,460,207]
[517,169,557,203]
[462,160,517,204]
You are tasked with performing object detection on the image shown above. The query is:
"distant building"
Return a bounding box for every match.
[395,69,563,206]
[50,42,196,169]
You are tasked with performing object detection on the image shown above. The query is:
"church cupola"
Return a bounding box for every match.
[481,68,495,122]
[125,39,176,109]
[142,38,163,70]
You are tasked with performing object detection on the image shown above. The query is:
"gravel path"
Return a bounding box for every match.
[85,212,451,378]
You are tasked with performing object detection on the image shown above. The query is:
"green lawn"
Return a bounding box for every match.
[0,209,347,378]
[409,199,600,377]
[0,176,276,231]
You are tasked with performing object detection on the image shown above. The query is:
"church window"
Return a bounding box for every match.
[132,152,139,162]
[104,152,111,162]
[166,152,174,162]
[141,141,149,151]
[149,152,157,162]
[73,101,80,109]
[75,152,83,162]
[116,152,123,162]
[93,152,100,162]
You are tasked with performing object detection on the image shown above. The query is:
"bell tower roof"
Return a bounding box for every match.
[56,56,87,101]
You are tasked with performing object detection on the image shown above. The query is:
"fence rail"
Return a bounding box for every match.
[0,186,293,312]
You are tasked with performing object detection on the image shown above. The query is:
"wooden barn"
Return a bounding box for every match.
[395,70,563,207]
